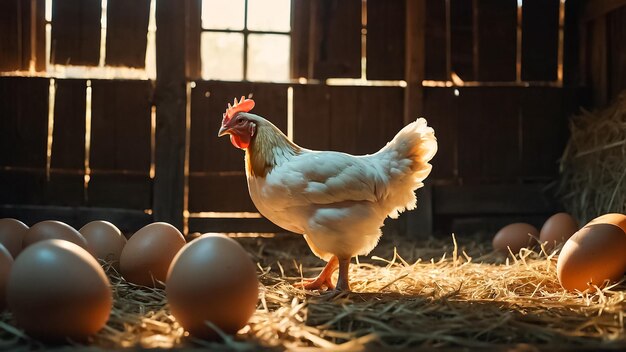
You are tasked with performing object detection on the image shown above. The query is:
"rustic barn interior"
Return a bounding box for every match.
[1,0,625,350]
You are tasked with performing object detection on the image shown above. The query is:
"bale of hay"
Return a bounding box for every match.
[559,93,626,224]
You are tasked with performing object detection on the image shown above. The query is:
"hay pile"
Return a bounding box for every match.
[1,233,625,350]
[559,93,626,224]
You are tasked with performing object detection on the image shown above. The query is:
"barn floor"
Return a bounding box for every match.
[1,232,626,351]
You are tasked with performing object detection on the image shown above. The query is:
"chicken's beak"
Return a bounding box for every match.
[218,125,230,137]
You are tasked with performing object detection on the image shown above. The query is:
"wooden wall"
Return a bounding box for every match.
[0,0,607,237]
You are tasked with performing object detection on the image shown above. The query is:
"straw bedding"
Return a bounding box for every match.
[1,232,625,351]
[559,92,626,223]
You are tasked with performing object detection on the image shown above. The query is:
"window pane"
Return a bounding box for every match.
[247,0,291,32]
[202,0,244,30]
[247,34,290,82]
[201,32,243,81]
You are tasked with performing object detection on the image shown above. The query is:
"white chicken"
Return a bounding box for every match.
[218,97,437,291]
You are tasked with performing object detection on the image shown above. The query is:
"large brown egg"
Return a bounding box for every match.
[0,244,13,310]
[23,220,89,251]
[166,234,258,339]
[557,213,626,291]
[120,222,185,287]
[0,218,28,258]
[539,213,579,252]
[492,223,539,254]
[7,240,112,340]
[80,220,126,270]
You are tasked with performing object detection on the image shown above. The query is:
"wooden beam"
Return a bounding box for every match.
[404,0,426,123]
[583,0,626,22]
[153,0,187,230]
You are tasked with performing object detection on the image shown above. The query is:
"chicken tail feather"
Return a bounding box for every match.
[378,118,437,218]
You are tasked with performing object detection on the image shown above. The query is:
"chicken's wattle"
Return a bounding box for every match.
[230,134,250,149]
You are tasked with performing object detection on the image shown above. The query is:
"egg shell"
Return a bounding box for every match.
[492,223,539,254]
[23,220,89,252]
[7,240,112,340]
[586,213,626,233]
[0,244,13,311]
[557,214,626,291]
[166,234,258,339]
[80,220,126,270]
[120,222,186,287]
[539,213,579,252]
[0,218,28,258]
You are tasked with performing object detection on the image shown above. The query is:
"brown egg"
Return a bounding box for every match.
[80,220,127,270]
[120,222,186,287]
[0,244,13,311]
[7,240,112,340]
[492,223,539,255]
[23,220,89,251]
[586,213,626,233]
[0,218,28,258]
[166,234,258,339]
[557,214,626,291]
[539,213,579,252]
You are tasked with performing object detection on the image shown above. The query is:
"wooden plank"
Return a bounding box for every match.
[608,6,626,101]
[366,0,406,80]
[588,18,608,106]
[19,0,46,71]
[290,0,310,79]
[328,86,359,153]
[51,79,86,170]
[293,84,331,150]
[153,0,187,229]
[456,87,520,182]
[310,0,361,79]
[105,0,151,68]
[189,82,288,173]
[475,0,517,81]
[422,88,458,180]
[0,77,49,168]
[583,0,626,22]
[90,80,152,171]
[188,217,285,234]
[51,0,101,66]
[327,86,404,156]
[520,88,567,179]
[0,0,20,71]
[563,0,583,86]
[185,0,202,80]
[87,173,152,210]
[433,184,559,215]
[44,173,84,206]
[0,170,45,205]
[424,0,448,80]
[0,204,152,234]
[188,174,255,213]
[450,0,475,81]
[521,0,560,81]
[404,0,426,123]
[356,86,404,154]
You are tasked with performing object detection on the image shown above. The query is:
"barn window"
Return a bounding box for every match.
[200,0,291,82]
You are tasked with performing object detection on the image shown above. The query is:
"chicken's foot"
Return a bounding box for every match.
[299,256,338,290]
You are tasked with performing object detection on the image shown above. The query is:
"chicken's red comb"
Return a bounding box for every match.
[223,96,255,123]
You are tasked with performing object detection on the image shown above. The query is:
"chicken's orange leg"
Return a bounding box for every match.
[299,256,338,290]
[335,257,351,291]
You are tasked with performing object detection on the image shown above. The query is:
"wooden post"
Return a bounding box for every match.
[153,0,187,230]
[404,0,432,238]
[404,0,426,124]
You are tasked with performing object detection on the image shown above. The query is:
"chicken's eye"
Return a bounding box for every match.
[236,118,245,125]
